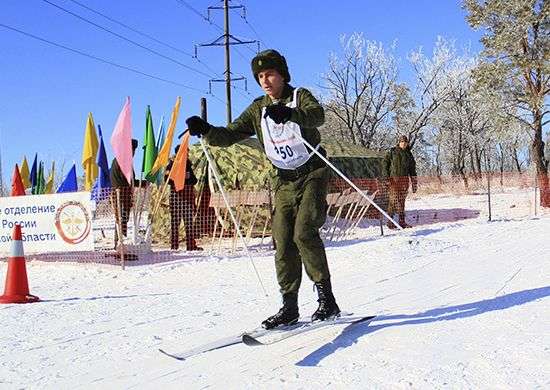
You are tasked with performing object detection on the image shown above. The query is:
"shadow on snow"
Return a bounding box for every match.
[296,285,550,367]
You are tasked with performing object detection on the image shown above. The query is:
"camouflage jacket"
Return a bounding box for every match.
[110,158,144,189]
[110,158,131,188]
[383,146,417,179]
[204,84,324,150]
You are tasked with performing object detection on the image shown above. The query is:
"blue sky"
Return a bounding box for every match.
[0,0,482,185]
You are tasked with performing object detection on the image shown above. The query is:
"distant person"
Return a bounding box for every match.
[383,135,417,229]
[185,49,341,329]
[110,139,146,259]
[165,146,202,251]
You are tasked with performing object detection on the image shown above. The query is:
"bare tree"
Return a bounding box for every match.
[398,37,463,148]
[320,33,400,148]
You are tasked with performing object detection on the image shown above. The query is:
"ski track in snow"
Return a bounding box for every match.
[1,191,549,389]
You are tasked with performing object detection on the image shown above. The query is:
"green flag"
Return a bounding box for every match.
[33,161,46,195]
[142,105,157,182]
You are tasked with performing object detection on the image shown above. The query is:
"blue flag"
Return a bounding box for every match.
[30,153,38,192]
[155,116,165,185]
[57,164,78,193]
[91,124,111,200]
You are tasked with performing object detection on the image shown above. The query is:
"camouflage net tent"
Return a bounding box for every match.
[187,137,384,190]
[188,138,275,191]
[183,137,385,242]
[150,137,384,248]
[321,138,384,180]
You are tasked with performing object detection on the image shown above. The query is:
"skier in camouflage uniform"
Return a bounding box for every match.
[186,49,340,329]
[383,135,417,229]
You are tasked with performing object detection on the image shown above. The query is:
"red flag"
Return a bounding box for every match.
[11,164,26,196]
[169,132,190,191]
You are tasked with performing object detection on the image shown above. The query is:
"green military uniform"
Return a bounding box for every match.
[382,145,417,224]
[204,84,331,294]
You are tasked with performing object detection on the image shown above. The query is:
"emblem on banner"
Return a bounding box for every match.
[54,201,91,244]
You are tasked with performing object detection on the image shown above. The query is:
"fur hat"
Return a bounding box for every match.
[251,49,291,85]
[398,135,409,143]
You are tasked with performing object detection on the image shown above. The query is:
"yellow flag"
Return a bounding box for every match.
[20,156,31,189]
[149,97,181,176]
[82,112,99,191]
[44,161,55,194]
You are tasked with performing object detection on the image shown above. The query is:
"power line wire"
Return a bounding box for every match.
[65,0,222,78]
[40,0,215,79]
[67,0,195,58]
[172,1,257,103]
[241,18,266,50]
[174,0,214,25]
[173,0,253,67]
[238,10,268,49]
[0,22,228,101]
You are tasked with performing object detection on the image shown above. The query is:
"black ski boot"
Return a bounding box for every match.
[261,293,299,330]
[311,279,341,321]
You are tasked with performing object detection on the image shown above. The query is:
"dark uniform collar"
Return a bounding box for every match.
[264,84,294,105]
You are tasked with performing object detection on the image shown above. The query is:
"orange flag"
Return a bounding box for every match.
[169,132,190,191]
[11,164,26,196]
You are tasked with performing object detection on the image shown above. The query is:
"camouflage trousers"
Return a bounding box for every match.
[387,177,409,222]
[169,187,198,250]
[111,187,133,247]
[272,166,331,295]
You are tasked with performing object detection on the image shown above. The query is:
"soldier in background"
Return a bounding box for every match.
[383,135,417,229]
[110,139,143,259]
[110,139,138,245]
[165,145,202,251]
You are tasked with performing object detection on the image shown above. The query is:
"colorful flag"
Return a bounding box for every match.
[32,161,44,195]
[154,116,166,185]
[37,162,46,194]
[82,112,99,191]
[44,161,55,194]
[57,164,78,193]
[91,124,111,200]
[97,124,111,188]
[110,97,133,185]
[20,156,31,189]
[11,164,26,196]
[142,105,157,182]
[169,132,190,191]
[149,97,181,177]
[30,154,38,193]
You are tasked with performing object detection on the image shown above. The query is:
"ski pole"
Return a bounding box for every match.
[289,129,403,230]
[199,138,269,297]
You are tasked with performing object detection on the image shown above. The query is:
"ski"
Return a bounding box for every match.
[242,315,376,346]
[159,326,267,360]
[159,322,303,360]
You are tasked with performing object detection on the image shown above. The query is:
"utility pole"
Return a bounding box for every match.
[195,0,259,125]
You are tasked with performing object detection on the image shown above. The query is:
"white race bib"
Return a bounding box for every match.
[261,88,316,170]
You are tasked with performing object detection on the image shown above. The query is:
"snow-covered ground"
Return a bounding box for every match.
[1,190,549,389]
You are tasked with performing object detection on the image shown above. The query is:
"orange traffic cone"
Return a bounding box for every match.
[0,224,39,304]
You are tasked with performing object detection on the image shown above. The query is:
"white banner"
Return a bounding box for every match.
[0,192,94,255]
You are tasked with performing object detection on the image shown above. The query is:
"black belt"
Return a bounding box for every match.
[276,147,326,181]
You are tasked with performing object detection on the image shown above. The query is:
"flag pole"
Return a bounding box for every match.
[143,168,172,244]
